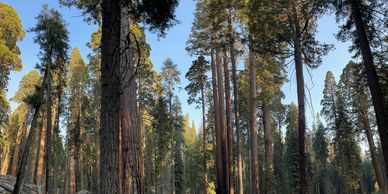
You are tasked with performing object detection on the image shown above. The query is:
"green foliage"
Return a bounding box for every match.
[59,0,179,36]
[152,97,171,161]
[255,55,286,105]
[284,103,300,193]
[66,47,88,138]
[320,67,363,192]
[134,0,179,36]
[321,71,338,129]
[0,104,27,160]
[310,115,331,194]
[186,0,213,56]
[171,97,184,194]
[12,70,41,104]
[273,129,286,194]
[360,159,376,193]
[335,83,362,192]
[312,115,328,166]
[329,0,386,60]
[68,48,88,93]
[161,58,180,100]
[30,4,69,72]
[248,0,332,67]
[0,2,25,92]
[183,115,196,148]
[339,60,373,133]
[185,56,210,106]
[0,92,10,128]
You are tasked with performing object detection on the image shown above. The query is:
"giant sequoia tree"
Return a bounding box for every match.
[30,6,69,193]
[13,5,69,194]
[73,0,179,193]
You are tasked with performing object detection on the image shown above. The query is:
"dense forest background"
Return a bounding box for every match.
[0,0,387,194]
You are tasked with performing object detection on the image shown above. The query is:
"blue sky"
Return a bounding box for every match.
[5,0,358,134]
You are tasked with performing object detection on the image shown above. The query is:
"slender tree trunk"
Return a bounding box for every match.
[200,86,208,193]
[216,49,229,194]
[228,14,243,193]
[362,110,388,193]
[292,1,308,192]
[100,0,121,193]
[120,9,143,193]
[13,106,40,194]
[249,50,259,194]
[349,0,388,181]
[210,48,222,193]
[223,48,234,194]
[95,133,101,194]
[45,49,54,194]
[263,103,273,192]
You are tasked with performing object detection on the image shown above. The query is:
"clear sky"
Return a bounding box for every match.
[4,0,358,134]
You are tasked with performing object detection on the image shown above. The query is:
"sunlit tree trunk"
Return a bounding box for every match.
[36,119,46,188]
[1,145,11,174]
[13,107,40,194]
[14,70,48,194]
[210,48,222,193]
[10,112,28,177]
[223,48,234,194]
[216,49,229,194]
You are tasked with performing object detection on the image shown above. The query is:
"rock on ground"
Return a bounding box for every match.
[0,175,41,194]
